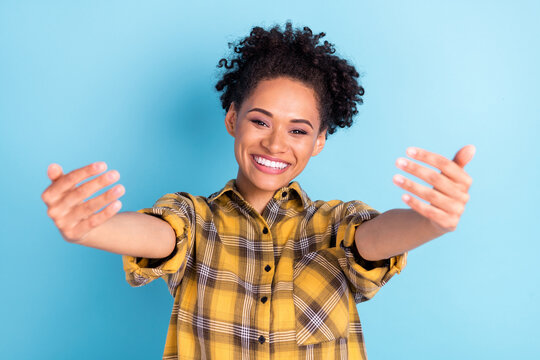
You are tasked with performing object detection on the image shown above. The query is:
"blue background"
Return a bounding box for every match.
[1,0,538,358]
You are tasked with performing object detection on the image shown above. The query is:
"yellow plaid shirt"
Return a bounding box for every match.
[122,179,407,359]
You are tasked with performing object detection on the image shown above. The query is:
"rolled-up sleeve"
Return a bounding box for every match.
[122,193,195,297]
[336,201,407,304]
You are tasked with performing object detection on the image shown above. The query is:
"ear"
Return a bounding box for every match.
[311,127,327,157]
[224,102,238,138]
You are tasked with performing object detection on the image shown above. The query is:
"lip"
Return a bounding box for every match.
[251,154,291,175]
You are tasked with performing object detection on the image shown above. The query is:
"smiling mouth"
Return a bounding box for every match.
[252,155,291,170]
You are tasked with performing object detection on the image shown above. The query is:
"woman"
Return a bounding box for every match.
[42,21,475,359]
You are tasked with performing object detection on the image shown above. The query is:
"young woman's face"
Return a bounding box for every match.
[225,76,327,200]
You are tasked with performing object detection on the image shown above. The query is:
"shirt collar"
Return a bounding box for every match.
[208,179,312,209]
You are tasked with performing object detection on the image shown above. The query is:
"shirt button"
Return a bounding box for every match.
[264,264,271,272]
[281,191,287,198]
[258,335,266,344]
[261,296,268,303]
[262,227,269,234]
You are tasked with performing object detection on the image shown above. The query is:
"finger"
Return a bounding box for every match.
[406,147,473,191]
[401,193,457,231]
[61,182,125,227]
[48,163,64,181]
[452,144,476,168]
[44,162,107,206]
[51,169,120,219]
[396,157,468,201]
[393,174,465,215]
[68,200,123,243]
[42,164,64,205]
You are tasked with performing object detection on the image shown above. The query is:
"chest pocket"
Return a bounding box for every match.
[292,248,350,345]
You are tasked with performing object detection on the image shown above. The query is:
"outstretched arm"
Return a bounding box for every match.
[42,162,176,259]
[355,145,475,261]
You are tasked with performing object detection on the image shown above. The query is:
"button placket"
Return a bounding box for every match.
[262,228,271,303]
[258,223,272,347]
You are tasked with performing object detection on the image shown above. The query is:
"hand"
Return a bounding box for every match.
[41,162,125,243]
[392,145,475,234]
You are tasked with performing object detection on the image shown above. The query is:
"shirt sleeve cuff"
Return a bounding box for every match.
[338,210,407,302]
[122,207,189,288]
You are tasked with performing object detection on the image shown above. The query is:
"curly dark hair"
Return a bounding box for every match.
[215,21,364,138]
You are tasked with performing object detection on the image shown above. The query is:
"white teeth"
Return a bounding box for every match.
[254,156,288,169]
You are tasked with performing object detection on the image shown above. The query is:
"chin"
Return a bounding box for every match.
[252,175,291,191]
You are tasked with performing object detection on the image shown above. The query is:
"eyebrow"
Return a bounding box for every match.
[246,108,314,129]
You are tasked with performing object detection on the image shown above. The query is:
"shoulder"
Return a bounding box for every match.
[151,191,212,215]
[151,179,236,214]
[294,182,377,217]
[310,199,379,217]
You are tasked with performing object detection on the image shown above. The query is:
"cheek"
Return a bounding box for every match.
[233,133,252,162]
[232,138,241,162]
[292,142,316,163]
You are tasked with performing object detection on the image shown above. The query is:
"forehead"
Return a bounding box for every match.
[240,77,320,124]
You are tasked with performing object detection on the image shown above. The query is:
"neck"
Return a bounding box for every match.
[235,173,275,215]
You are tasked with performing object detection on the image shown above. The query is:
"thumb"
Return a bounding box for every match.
[47,163,63,182]
[452,145,476,168]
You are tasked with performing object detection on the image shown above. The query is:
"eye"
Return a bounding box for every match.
[251,119,268,127]
[291,129,308,135]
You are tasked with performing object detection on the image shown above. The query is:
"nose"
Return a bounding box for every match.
[261,127,287,154]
